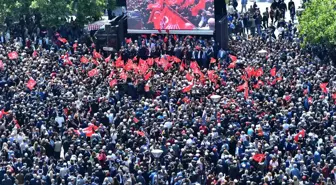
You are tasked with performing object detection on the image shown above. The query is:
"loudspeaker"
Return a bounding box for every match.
[215,16,229,50]
[214,0,227,19]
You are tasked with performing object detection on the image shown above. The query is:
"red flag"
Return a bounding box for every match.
[145,71,152,80]
[207,70,217,82]
[159,6,195,30]
[141,34,147,38]
[0,60,3,70]
[93,50,102,59]
[144,84,150,92]
[137,131,145,137]
[179,64,185,72]
[92,58,100,66]
[308,97,313,104]
[148,10,162,29]
[80,56,89,64]
[88,68,99,77]
[210,57,216,64]
[76,125,99,137]
[236,81,248,92]
[244,87,249,99]
[64,58,73,66]
[182,0,195,8]
[119,71,128,80]
[229,54,237,62]
[105,55,111,63]
[147,58,154,66]
[124,59,134,71]
[109,79,118,87]
[166,0,183,6]
[270,67,277,77]
[320,82,328,93]
[186,73,193,81]
[13,118,20,129]
[191,0,206,16]
[173,56,181,63]
[245,67,254,78]
[294,130,306,142]
[26,78,37,90]
[147,0,163,9]
[253,153,266,163]
[332,93,336,100]
[58,37,67,43]
[182,84,193,93]
[115,57,124,68]
[73,43,78,51]
[254,68,263,77]
[32,50,38,58]
[8,51,18,60]
[174,35,178,41]
[228,62,236,69]
[190,61,199,70]
[126,38,132,44]
[0,109,8,119]
[133,117,140,123]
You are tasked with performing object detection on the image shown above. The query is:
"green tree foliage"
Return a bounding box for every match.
[298,0,336,46]
[0,0,116,28]
[30,0,72,27]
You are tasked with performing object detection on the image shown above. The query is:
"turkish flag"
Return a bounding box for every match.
[254,68,263,77]
[76,125,99,137]
[147,0,163,9]
[207,70,217,82]
[93,50,102,59]
[228,62,236,69]
[26,78,37,90]
[236,81,248,92]
[109,79,118,87]
[88,68,99,77]
[182,84,193,93]
[270,67,276,77]
[126,38,132,44]
[186,73,193,81]
[190,61,199,70]
[182,0,195,8]
[229,54,237,62]
[137,131,145,137]
[253,153,265,163]
[124,59,134,71]
[294,130,306,142]
[133,117,140,123]
[166,0,183,6]
[191,0,206,16]
[105,55,111,63]
[159,6,195,30]
[210,57,216,63]
[58,37,67,43]
[320,82,328,93]
[0,109,8,119]
[148,10,163,29]
[173,56,181,63]
[245,67,254,78]
[119,71,128,80]
[115,57,124,68]
[8,51,18,60]
[147,58,154,66]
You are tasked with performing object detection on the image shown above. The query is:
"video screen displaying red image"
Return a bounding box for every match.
[126,0,215,32]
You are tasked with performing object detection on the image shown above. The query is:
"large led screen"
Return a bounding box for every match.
[126,0,215,35]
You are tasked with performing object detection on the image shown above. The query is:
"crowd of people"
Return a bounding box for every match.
[0,0,336,185]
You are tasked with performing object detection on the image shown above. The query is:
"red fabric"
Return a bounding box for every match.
[228,62,236,69]
[332,93,336,100]
[105,55,111,63]
[191,0,206,16]
[126,38,132,44]
[207,70,217,83]
[181,0,195,8]
[144,84,150,92]
[8,51,18,60]
[294,130,306,142]
[80,56,89,64]
[158,6,195,30]
[173,56,181,63]
[182,84,193,93]
[0,60,3,70]
[115,57,124,68]
[75,125,99,137]
[124,59,134,71]
[253,153,266,163]
[210,57,216,64]
[229,54,237,62]
[245,67,254,78]
[308,97,313,104]
[173,35,178,41]
[244,87,249,99]
[26,78,37,90]
[119,71,128,80]
[190,61,199,70]
[133,117,140,123]
[186,73,193,81]
[236,81,248,92]
[147,58,154,66]
[254,68,263,77]
[58,37,67,43]
[147,0,163,9]
[88,68,99,77]
[32,50,38,58]
[0,109,8,119]
[109,79,118,87]
[144,71,152,81]
[320,82,328,93]
[270,67,276,77]
[166,0,183,5]
[137,131,145,137]
[93,50,102,59]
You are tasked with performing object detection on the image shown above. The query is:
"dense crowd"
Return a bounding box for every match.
[0,1,336,185]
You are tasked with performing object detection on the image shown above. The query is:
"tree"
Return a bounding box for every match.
[74,0,116,26]
[30,0,72,28]
[298,0,336,46]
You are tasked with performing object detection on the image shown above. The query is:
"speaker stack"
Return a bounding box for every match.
[214,0,229,50]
